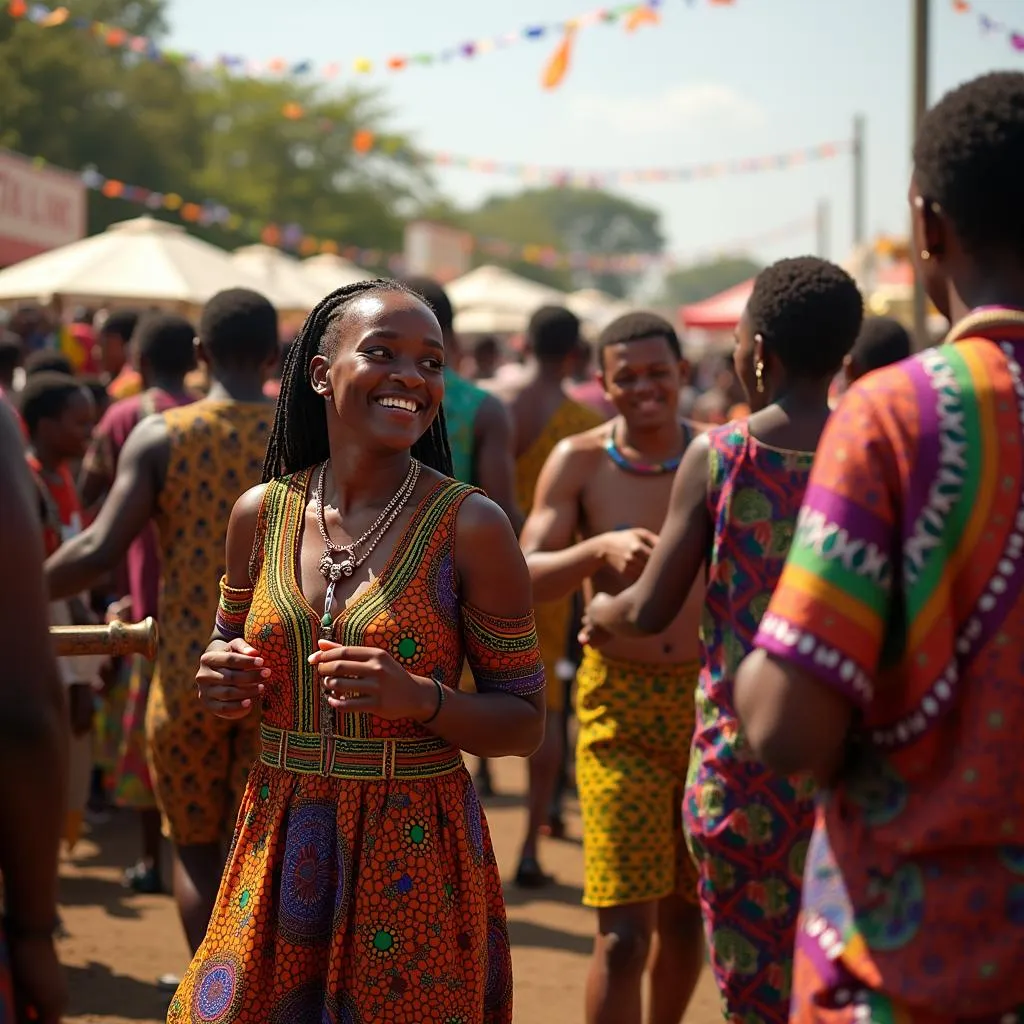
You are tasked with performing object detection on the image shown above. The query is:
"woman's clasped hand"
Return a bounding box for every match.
[309,639,438,721]
[195,637,269,719]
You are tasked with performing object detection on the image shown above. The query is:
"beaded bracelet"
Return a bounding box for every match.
[422,677,446,725]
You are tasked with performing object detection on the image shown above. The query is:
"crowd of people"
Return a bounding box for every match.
[0,68,1022,1024]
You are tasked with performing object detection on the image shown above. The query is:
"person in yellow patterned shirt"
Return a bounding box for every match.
[46,289,279,966]
[486,306,604,886]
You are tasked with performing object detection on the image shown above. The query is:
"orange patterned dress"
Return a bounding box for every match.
[168,469,545,1024]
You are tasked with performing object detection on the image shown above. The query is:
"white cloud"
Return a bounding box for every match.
[568,83,765,137]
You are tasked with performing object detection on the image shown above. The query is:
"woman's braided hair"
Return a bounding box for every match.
[262,279,453,483]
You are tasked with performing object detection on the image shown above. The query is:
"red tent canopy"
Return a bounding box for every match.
[680,278,754,331]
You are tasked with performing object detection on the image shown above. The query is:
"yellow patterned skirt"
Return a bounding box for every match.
[575,647,700,908]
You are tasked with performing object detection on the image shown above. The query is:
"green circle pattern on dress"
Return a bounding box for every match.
[396,635,419,661]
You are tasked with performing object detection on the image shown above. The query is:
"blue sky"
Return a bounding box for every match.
[164,0,1024,269]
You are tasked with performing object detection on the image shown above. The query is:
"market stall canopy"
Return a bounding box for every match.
[230,245,327,312]
[680,278,754,331]
[447,264,568,335]
[566,288,632,332]
[0,216,270,307]
[300,253,374,295]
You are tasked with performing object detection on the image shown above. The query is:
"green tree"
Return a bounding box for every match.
[189,76,432,261]
[660,256,763,307]
[459,187,665,296]
[0,0,205,233]
[0,0,434,269]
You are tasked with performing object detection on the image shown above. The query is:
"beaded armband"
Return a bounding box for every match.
[461,603,546,698]
[215,575,254,641]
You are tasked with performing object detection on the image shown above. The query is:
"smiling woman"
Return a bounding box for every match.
[168,280,546,1024]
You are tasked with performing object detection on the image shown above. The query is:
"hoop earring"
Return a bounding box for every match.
[755,360,765,394]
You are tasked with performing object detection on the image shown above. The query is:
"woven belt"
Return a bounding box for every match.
[259,723,463,781]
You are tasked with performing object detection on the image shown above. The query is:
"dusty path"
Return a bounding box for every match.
[59,756,724,1023]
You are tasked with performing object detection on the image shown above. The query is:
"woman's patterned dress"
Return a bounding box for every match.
[168,470,545,1024]
[683,420,817,1023]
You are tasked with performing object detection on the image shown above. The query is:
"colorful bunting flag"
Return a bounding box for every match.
[541,26,576,90]
[3,0,730,83]
[21,157,814,275]
[953,1,1024,52]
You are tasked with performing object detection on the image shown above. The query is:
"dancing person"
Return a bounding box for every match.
[400,276,521,529]
[484,305,603,881]
[522,311,705,1024]
[0,402,69,1024]
[843,314,911,385]
[168,279,545,1023]
[735,71,1024,1021]
[79,313,198,893]
[585,260,863,1024]
[45,289,278,961]
[20,372,104,850]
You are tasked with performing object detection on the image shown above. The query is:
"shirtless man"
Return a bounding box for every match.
[484,306,603,885]
[520,311,704,1024]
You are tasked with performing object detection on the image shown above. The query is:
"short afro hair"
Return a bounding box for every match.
[914,71,1024,257]
[18,372,88,436]
[849,316,911,375]
[24,350,73,378]
[100,309,140,342]
[527,306,580,364]
[596,311,682,370]
[199,289,278,369]
[746,256,863,379]
[401,276,454,336]
[135,313,196,378]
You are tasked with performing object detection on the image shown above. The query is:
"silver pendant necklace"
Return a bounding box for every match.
[314,459,420,630]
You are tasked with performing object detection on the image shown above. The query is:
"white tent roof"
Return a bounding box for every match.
[447,264,568,334]
[230,245,328,312]
[0,216,272,307]
[300,253,374,295]
[566,288,632,331]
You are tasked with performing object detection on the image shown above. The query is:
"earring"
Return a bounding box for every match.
[755,360,765,394]
[920,249,931,261]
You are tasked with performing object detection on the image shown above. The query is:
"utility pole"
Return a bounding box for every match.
[816,199,831,260]
[852,114,866,250]
[912,0,930,347]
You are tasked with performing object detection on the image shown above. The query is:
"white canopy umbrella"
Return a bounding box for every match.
[0,215,272,308]
[230,245,327,312]
[301,253,373,296]
[566,288,632,332]
[447,264,568,335]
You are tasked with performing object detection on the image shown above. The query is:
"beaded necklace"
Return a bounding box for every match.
[602,420,690,476]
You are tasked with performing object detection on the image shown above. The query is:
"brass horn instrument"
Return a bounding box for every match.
[50,617,158,660]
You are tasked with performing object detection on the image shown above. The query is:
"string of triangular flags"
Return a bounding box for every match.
[4,0,735,91]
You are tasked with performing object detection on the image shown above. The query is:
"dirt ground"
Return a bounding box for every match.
[59,755,724,1024]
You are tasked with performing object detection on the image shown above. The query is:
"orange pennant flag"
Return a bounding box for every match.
[40,6,69,26]
[541,26,576,90]
[625,5,660,32]
[352,129,375,154]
